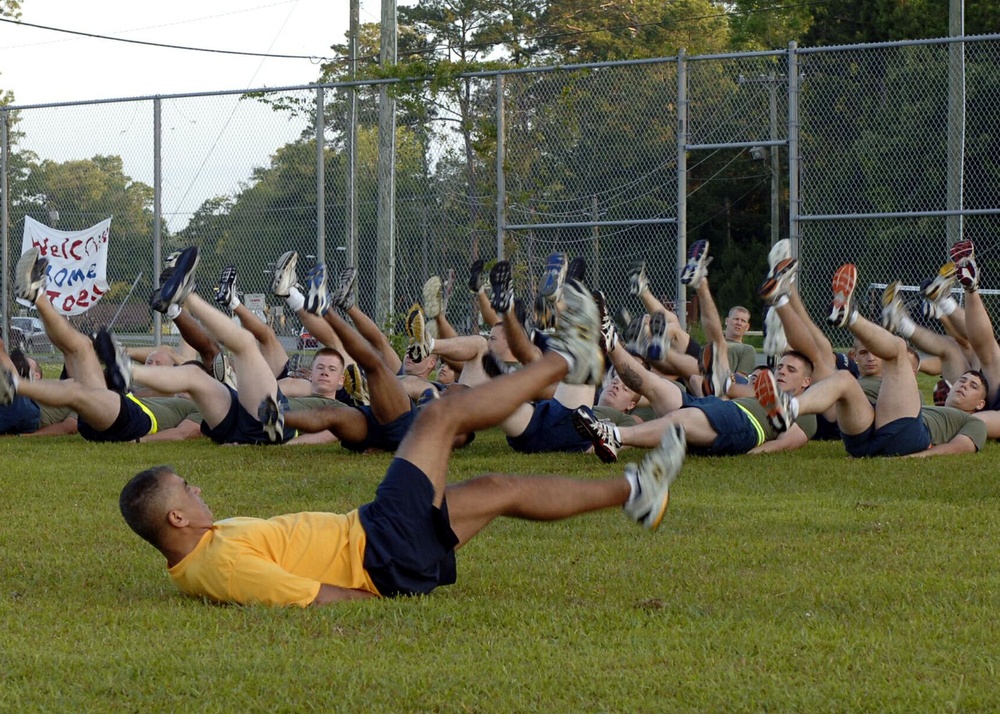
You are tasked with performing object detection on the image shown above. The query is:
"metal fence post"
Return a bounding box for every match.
[676,48,688,329]
[496,73,506,261]
[787,42,800,259]
[153,97,162,345]
[316,86,326,266]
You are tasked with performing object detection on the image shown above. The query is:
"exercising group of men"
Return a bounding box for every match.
[2,233,993,607]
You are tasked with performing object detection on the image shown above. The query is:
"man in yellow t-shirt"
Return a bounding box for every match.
[120,281,688,607]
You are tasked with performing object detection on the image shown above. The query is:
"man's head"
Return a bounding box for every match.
[145,350,175,367]
[436,361,458,385]
[403,348,437,379]
[724,306,751,342]
[9,349,41,380]
[850,339,883,378]
[945,370,988,414]
[488,323,515,362]
[310,348,345,396]
[597,375,639,412]
[776,350,813,395]
[120,466,214,551]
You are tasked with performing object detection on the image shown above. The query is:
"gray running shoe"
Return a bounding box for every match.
[623,424,686,531]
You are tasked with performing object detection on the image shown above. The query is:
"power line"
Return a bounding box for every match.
[0,15,334,62]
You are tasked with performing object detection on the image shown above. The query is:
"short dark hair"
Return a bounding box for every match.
[781,349,814,376]
[313,347,345,368]
[966,369,990,404]
[9,349,31,378]
[120,465,176,549]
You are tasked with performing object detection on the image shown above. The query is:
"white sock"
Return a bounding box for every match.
[938,296,958,317]
[285,288,305,313]
[426,336,435,354]
[165,304,182,320]
[229,294,241,311]
[624,466,640,504]
[898,316,916,339]
[553,350,576,374]
[789,396,800,421]
[773,294,790,309]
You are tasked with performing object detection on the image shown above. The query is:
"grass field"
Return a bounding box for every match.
[2,420,1000,713]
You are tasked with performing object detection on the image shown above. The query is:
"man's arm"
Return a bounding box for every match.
[748,424,809,454]
[311,584,378,605]
[139,419,203,442]
[906,434,977,457]
[285,431,339,445]
[22,417,78,437]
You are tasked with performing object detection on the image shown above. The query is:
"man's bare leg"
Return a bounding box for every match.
[342,305,402,374]
[133,363,234,427]
[32,294,104,387]
[16,379,121,431]
[171,311,221,367]
[232,304,287,375]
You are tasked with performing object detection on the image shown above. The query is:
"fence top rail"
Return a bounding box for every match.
[796,32,1000,55]
[7,33,1000,111]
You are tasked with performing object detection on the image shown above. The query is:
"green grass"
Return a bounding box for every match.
[2,428,999,712]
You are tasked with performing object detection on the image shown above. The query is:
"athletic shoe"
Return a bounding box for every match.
[922,262,956,303]
[950,240,979,291]
[700,342,732,397]
[304,263,329,315]
[513,297,531,334]
[628,259,649,296]
[422,276,443,320]
[680,239,712,289]
[489,261,514,314]
[594,290,618,353]
[405,304,433,362]
[757,257,798,304]
[257,394,285,444]
[754,368,794,433]
[827,263,858,327]
[767,238,792,273]
[623,314,649,356]
[468,258,487,293]
[14,248,49,303]
[330,267,357,310]
[271,250,298,297]
[93,327,133,394]
[880,281,908,334]
[539,252,569,302]
[163,250,182,270]
[0,367,17,406]
[646,312,668,362]
[343,363,370,405]
[546,279,602,385]
[567,257,587,283]
[762,306,788,368]
[151,246,199,314]
[623,423,686,531]
[534,293,556,332]
[214,265,238,307]
[572,407,621,463]
[212,352,238,389]
[416,387,440,407]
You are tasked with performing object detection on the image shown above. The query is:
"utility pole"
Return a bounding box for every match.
[946,0,965,247]
[346,0,359,280]
[376,0,397,324]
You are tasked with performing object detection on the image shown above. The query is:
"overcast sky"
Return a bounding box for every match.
[0,0,387,106]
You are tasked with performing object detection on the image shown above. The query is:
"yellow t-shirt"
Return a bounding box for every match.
[168,510,377,607]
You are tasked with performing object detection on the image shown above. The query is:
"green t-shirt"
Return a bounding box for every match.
[139,397,201,429]
[733,396,818,442]
[920,406,987,450]
[287,396,345,411]
[857,376,881,405]
[726,341,758,375]
[593,405,638,427]
[39,403,75,428]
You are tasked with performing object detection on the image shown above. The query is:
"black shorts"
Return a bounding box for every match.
[341,405,416,453]
[359,458,459,597]
[78,393,152,442]
[199,385,295,445]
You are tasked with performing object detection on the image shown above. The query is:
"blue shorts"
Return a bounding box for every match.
[813,413,841,441]
[506,400,590,454]
[685,396,760,456]
[841,416,931,457]
[0,396,40,434]
[199,385,295,445]
[341,405,417,453]
[78,393,152,442]
[358,458,459,597]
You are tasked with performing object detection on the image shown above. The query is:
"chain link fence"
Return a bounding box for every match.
[3,35,999,359]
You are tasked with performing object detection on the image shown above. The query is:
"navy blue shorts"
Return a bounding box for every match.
[813,413,841,441]
[341,404,417,453]
[506,400,590,454]
[78,393,152,442]
[841,416,931,457]
[686,396,760,456]
[199,385,295,445]
[359,458,459,597]
[0,396,40,434]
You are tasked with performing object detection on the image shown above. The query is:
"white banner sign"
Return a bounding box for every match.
[20,216,112,316]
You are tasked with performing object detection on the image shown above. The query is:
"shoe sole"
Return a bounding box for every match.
[305,265,328,315]
[158,247,199,311]
[215,266,237,305]
[642,425,686,530]
[646,312,667,362]
[539,253,568,301]
[489,262,513,313]
[572,410,618,463]
[754,369,787,432]
[827,264,858,327]
[271,251,298,296]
